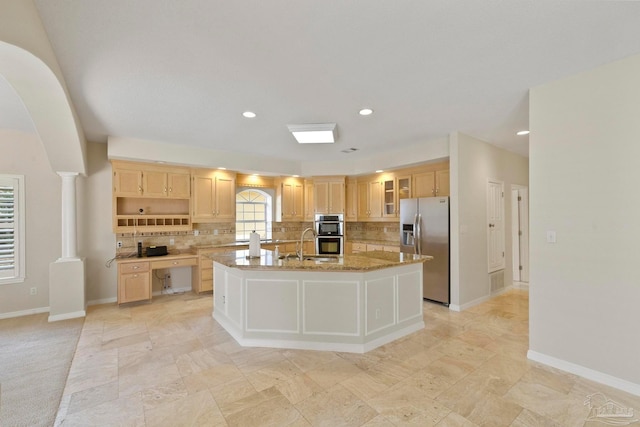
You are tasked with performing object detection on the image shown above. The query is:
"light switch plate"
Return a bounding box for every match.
[546,231,556,243]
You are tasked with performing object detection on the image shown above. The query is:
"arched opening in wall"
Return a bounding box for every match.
[236,188,273,241]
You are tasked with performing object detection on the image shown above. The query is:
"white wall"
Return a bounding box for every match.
[529,54,640,391]
[0,129,61,316]
[78,142,117,304]
[449,131,528,309]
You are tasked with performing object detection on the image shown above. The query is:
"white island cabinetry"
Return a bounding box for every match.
[211,250,429,353]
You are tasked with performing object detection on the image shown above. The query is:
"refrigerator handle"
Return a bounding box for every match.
[416,213,422,255]
[413,213,420,255]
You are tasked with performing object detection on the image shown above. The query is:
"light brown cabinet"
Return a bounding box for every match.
[382,175,412,218]
[277,177,304,221]
[113,161,191,199]
[117,261,150,304]
[314,177,345,215]
[112,161,192,232]
[304,180,315,221]
[345,179,358,222]
[193,247,240,293]
[191,169,236,222]
[357,179,383,220]
[413,168,450,198]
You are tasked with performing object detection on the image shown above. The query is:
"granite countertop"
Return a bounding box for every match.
[207,249,431,272]
[349,239,400,246]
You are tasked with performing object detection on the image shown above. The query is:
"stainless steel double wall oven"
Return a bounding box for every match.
[315,214,344,255]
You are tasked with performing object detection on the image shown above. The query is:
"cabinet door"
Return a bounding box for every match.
[413,171,435,198]
[357,181,369,220]
[383,178,396,218]
[329,181,344,214]
[435,169,450,197]
[368,180,383,219]
[397,175,411,201]
[345,180,358,221]
[168,173,191,198]
[215,174,236,220]
[314,181,329,214]
[192,174,216,221]
[119,272,150,303]
[143,170,167,197]
[113,169,142,196]
[292,182,304,220]
[304,181,315,221]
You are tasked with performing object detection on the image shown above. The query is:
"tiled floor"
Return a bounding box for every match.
[54,289,640,426]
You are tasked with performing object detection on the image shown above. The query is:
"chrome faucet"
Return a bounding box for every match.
[299,227,317,260]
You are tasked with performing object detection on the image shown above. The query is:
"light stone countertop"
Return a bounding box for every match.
[207,249,431,272]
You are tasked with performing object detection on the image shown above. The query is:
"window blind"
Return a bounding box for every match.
[0,179,17,279]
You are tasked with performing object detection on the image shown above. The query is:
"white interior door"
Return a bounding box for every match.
[487,179,505,273]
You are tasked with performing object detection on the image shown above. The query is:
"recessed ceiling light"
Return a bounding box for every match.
[516,130,530,136]
[375,170,383,173]
[251,173,259,177]
[292,175,299,178]
[243,111,256,118]
[218,167,226,170]
[287,123,337,144]
[359,108,374,116]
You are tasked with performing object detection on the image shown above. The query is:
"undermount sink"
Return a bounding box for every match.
[303,255,339,263]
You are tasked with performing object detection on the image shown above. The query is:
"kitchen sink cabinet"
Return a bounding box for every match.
[191,168,237,222]
[314,177,345,215]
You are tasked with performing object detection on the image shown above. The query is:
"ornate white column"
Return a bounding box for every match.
[49,171,85,322]
[58,172,79,259]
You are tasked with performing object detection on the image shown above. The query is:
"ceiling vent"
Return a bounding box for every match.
[341,147,358,154]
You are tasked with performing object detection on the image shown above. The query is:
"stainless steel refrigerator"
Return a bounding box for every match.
[399,197,450,305]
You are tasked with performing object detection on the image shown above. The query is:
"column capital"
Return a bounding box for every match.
[57,171,80,179]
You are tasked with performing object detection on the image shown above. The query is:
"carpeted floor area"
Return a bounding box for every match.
[0,313,84,427]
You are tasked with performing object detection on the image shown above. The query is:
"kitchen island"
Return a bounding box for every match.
[209,249,432,353]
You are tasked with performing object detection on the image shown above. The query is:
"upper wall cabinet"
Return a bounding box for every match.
[413,167,450,198]
[191,168,237,223]
[304,179,315,222]
[314,177,345,215]
[112,161,191,199]
[276,177,304,221]
[345,178,358,222]
[111,161,192,233]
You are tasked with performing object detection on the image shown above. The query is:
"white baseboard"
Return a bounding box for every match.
[48,310,86,322]
[527,350,640,397]
[0,306,50,320]
[513,281,529,290]
[87,297,117,306]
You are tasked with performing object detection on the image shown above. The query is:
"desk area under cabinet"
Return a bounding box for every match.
[116,253,197,304]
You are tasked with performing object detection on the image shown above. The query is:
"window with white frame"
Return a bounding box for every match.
[0,175,25,284]
[235,189,272,241]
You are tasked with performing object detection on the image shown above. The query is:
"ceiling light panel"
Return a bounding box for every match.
[287,123,337,144]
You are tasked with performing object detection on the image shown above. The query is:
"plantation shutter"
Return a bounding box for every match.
[0,177,17,279]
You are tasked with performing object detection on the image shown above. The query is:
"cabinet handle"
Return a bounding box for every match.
[133,266,139,269]
[164,187,168,193]
[133,274,138,278]
[169,187,173,193]
[172,261,179,265]
[138,186,143,194]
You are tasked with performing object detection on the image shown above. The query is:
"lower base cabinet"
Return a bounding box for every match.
[118,261,151,304]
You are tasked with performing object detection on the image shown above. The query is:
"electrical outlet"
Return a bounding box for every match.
[117,241,123,248]
[169,238,175,245]
[375,308,381,319]
[30,287,37,295]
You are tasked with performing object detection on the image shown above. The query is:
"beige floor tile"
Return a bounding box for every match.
[432,338,496,368]
[226,392,306,427]
[67,380,119,415]
[139,377,189,411]
[282,348,341,372]
[61,392,145,426]
[305,356,364,389]
[422,356,476,385]
[182,363,246,394]
[510,408,563,427]
[144,388,227,426]
[360,415,396,427]
[340,371,391,401]
[295,384,378,427]
[435,411,478,427]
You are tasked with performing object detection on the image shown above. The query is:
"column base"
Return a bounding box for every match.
[49,258,86,322]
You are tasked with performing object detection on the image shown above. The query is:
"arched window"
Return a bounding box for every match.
[236,189,272,241]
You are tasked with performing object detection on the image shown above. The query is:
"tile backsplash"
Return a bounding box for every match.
[115,221,399,256]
